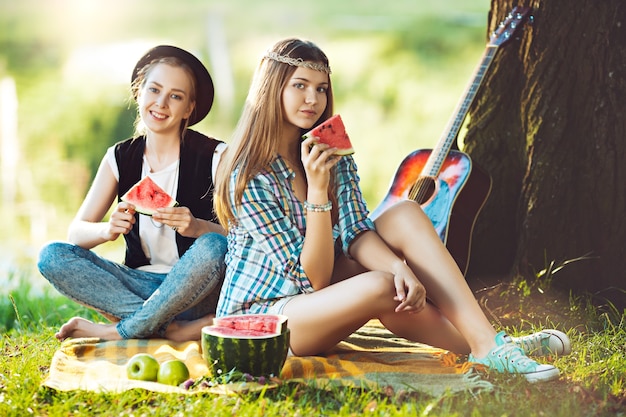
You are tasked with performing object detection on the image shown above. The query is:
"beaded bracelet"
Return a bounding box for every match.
[303,200,332,212]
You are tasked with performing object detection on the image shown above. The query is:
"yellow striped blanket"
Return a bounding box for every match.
[43,320,491,396]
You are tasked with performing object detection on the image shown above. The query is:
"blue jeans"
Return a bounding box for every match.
[37,233,227,339]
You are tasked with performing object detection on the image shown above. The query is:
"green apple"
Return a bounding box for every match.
[157,359,190,386]
[126,353,160,382]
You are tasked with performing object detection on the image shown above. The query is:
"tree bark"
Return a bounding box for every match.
[464,0,626,306]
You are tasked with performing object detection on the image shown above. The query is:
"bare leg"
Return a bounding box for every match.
[55,317,122,341]
[163,314,215,342]
[283,272,393,355]
[283,201,499,357]
[327,223,474,354]
[373,201,497,357]
[283,270,467,356]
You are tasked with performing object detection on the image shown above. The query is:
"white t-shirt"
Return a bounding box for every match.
[105,141,227,273]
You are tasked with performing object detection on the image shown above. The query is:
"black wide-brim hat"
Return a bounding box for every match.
[132,45,214,126]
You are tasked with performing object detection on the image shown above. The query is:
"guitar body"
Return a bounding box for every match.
[369,7,529,275]
[370,149,492,275]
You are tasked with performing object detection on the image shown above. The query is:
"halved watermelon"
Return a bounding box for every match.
[121,176,177,216]
[302,114,355,156]
[202,314,290,377]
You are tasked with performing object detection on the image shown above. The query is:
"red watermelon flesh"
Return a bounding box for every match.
[121,176,177,216]
[302,114,354,156]
[213,314,288,335]
[203,326,280,339]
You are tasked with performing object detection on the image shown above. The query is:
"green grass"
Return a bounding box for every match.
[1,272,624,416]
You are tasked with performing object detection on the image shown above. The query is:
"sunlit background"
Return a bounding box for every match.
[0,0,489,292]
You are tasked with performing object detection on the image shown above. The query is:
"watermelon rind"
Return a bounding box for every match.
[331,147,355,156]
[202,327,290,377]
[302,114,355,156]
[121,176,178,216]
[213,313,289,335]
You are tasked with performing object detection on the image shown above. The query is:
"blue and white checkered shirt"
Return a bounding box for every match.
[216,154,375,316]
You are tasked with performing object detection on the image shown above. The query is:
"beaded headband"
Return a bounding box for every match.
[264,51,332,74]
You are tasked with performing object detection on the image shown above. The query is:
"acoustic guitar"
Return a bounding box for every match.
[370,7,532,275]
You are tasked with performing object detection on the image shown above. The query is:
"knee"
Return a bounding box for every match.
[361,272,397,300]
[37,241,73,281]
[375,200,434,237]
[38,241,69,270]
[191,233,227,260]
[387,201,428,224]
[195,232,227,252]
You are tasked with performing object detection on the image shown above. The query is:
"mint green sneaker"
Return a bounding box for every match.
[468,332,560,383]
[510,329,571,357]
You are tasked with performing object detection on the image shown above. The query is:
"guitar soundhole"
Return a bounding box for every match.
[411,177,436,204]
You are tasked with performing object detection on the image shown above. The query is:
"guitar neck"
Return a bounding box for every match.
[422,45,499,177]
[418,6,531,177]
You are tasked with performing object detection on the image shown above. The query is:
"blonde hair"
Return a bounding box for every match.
[130,56,196,139]
[214,38,335,228]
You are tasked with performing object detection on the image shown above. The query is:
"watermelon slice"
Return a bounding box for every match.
[302,114,355,156]
[121,176,177,216]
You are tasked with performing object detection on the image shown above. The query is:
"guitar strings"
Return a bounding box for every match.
[408,177,435,205]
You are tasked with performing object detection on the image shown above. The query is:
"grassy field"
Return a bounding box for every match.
[1,271,624,416]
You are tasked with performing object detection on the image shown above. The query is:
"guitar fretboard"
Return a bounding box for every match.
[421,45,499,178]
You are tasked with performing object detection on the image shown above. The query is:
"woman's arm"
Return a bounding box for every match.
[333,155,425,313]
[348,230,425,313]
[68,157,134,249]
[299,138,341,289]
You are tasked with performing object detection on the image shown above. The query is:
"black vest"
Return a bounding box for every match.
[115,130,222,268]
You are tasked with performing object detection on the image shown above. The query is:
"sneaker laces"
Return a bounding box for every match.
[513,332,545,354]
[484,343,539,373]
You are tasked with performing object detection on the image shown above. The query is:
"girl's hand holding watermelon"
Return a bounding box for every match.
[152,206,211,238]
[300,135,340,193]
[105,203,136,241]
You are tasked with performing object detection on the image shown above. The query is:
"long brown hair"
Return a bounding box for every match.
[214,38,335,228]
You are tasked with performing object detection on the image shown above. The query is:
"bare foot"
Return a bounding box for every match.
[164,314,215,342]
[56,317,123,341]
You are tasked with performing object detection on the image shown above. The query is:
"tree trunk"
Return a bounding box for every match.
[464,0,626,307]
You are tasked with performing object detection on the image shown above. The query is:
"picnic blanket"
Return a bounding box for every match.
[43,320,492,396]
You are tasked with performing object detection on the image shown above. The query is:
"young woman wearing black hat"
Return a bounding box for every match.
[38,45,227,342]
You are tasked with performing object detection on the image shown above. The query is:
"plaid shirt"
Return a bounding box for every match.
[216,154,375,316]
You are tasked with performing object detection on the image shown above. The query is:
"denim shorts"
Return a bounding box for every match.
[262,296,295,356]
[262,295,295,315]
